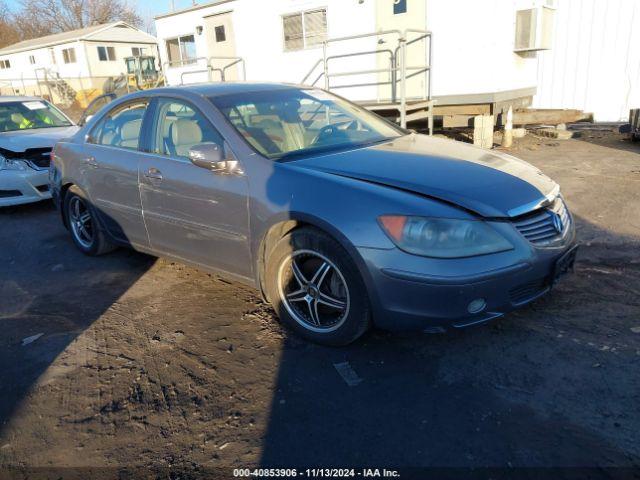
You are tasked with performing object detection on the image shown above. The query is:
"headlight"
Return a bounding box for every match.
[0,156,28,171]
[379,215,513,258]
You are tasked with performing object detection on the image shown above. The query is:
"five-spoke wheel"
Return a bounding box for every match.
[267,227,370,346]
[68,195,94,249]
[64,186,115,256]
[278,250,350,333]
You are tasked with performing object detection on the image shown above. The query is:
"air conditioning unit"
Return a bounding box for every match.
[514,6,555,52]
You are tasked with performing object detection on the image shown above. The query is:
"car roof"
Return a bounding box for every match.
[0,95,46,103]
[140,82,306,99]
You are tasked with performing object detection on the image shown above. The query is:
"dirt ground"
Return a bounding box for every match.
[0,130,639,479]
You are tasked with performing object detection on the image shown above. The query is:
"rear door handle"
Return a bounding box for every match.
[144,167,163,182]
[82,156,98,167]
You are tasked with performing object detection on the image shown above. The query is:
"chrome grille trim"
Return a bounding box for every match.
[512,198,571,246]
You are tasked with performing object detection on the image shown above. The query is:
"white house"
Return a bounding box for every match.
[0,22,159,106]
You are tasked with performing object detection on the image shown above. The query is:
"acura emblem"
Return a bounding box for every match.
[551,213,564,233]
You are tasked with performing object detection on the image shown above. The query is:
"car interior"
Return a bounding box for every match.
[154,101,222,158]
[221,97,387,157]
[94,100,223,160]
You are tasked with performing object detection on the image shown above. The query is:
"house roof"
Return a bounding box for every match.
[154,0,236,20]
[0,21,157,56]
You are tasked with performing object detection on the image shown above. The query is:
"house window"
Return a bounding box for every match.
[29,55,35,64]
[0,59,10,69]
[97,46,116,61]
[215,25,226,43]
[49,48,56,64]
[62,48,76,64]
[131,47,146,57]
[166,34,196,66]
[283,8,327,52]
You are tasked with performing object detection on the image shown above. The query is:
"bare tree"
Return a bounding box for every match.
[0,1,20,48]
[13,0,142,40]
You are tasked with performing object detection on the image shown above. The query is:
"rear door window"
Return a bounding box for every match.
[90,100,149,150]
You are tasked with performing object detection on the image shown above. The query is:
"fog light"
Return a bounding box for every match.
[467,298,486,314]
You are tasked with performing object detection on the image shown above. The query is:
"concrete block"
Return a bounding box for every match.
[473,115,494,149]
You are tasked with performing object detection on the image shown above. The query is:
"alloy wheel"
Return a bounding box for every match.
[277,250,350,333]
[69,196,94,249]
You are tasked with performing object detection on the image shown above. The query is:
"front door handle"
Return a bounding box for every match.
[144,167,163,182]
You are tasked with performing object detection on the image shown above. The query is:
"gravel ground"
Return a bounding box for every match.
[0,131,639,479]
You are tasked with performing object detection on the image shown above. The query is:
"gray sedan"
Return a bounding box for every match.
[51,83,577,345]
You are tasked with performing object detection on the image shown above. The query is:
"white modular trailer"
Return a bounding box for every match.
[534,0,640,121]
[155,0,546,106]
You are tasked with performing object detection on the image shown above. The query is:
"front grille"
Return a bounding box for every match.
[512,198,571,246]
[509,278,548,305]
[0,190,22,198]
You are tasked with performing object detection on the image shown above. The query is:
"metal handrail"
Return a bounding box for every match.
[212,56,246,81]
[162,56,210,70]
[300,28,434,132]
[180,69,212,85]
[404,29,433,101]
[170,56,246,84]
[301,59,324,85]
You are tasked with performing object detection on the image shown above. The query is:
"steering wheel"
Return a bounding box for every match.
[311,120,358,146]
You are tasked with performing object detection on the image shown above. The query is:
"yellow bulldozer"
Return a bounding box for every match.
[102,55,165,96]
[124,55,165,90]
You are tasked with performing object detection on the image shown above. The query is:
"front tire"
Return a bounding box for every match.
[265,227,370,346]
[64,186,115,256]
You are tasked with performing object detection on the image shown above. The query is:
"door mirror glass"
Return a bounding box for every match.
[189,143,243,175]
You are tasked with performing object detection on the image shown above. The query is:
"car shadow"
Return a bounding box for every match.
[257,210,640,474]
[570,126,640,155]
[0,200,155,438]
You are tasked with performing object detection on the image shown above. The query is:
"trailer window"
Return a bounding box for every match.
[166,35,196,67]
[283,8,327,51]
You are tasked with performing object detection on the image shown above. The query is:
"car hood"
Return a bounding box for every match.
[0,126,79,152]
[293,134,558,218]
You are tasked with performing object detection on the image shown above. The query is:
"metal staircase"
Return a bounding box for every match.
[34,68,76,107]
[301,29,435,134]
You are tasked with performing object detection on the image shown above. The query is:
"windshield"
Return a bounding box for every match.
[0,100,72,133]
[210,89,404,160]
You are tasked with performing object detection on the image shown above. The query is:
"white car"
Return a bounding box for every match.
[0,96,78,207]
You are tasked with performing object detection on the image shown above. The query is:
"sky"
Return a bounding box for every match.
[4,0,200,33]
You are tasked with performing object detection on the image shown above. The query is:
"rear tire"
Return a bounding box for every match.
[64,186,116,256]
[265,227,370,346]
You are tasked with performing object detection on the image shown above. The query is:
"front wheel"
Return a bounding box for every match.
[265,228,370,346]
[64,186,115,256]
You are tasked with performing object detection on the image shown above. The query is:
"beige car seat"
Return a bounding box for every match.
[169,119,203,157]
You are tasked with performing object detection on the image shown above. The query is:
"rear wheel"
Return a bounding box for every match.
[266,228,370,346]
[64,186,115,256]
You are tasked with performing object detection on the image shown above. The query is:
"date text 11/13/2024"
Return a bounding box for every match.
[233,468,400,478]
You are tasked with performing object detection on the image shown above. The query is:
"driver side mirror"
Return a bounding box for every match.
[188,143,243,176]
[80,114,93,127]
